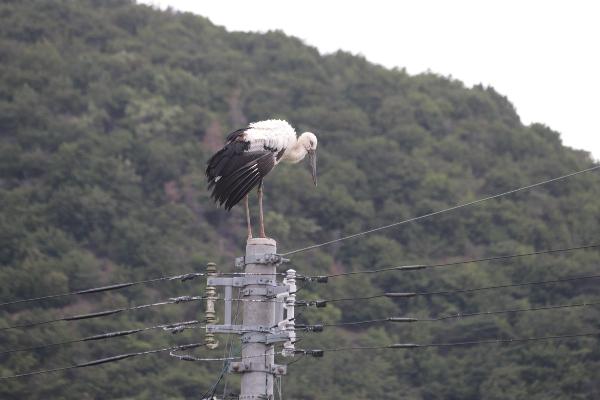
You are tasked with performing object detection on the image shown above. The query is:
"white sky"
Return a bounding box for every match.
[141,0,600,159]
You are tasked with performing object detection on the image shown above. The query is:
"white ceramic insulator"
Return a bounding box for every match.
[282,269,297,357]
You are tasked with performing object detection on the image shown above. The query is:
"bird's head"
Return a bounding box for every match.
[299,132,318,186]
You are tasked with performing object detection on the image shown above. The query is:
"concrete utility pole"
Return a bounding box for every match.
[206,238,291,400]
[239,238,277,399]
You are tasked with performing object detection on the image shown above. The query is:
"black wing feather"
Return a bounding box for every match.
[225,128,247,143]
[206,138,276,210]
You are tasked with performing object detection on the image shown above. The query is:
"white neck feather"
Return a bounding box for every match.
[283,134,312,163]
[283,141,307,163]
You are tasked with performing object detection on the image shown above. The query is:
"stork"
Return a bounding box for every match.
[206,119,318,238]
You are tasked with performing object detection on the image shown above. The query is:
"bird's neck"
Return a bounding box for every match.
[283,140,308,164]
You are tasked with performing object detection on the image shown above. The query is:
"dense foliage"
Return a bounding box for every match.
[1,1,599,399]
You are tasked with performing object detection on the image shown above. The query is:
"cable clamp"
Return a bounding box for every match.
[295,324,324,332]
[169,351,197,362]
[393,264,426,271]
[235,254,290,269]
[229,361,287,375]
[389,343,420,349]
[297,275,328,283]
[170,295,199,303]
[171,272,203,282]
[384,292,417,298]
[387,317,418,323]
[161,321,200,333]
[294,349,324,357]
[295,300,327,308]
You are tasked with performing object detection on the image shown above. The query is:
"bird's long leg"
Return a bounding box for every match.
[245,195,253,239]
[258,179,266,238]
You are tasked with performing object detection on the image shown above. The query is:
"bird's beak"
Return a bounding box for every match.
[308,149,317,186]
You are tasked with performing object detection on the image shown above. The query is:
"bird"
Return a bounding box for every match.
[206,119,318,239]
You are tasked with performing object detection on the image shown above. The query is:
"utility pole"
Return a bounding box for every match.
[239,238,278,399]
[207,238,290,400]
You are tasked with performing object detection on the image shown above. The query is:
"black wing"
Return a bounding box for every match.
[206,132,277,210]
[225,128,247,143]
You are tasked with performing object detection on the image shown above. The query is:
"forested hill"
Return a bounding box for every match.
[1,1,599,399]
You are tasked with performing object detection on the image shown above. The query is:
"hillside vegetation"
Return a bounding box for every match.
[1,1,599,399]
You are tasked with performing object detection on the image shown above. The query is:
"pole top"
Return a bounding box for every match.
[246,238,277,246]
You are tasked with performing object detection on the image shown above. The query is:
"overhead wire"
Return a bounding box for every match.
[3,167,598,386]
[0,272,206,308]
[4,330,596,380]
[300,242,600,280]
[297,299,600,329]
[0,296,203,331]
[164,330,600,363]
[0,270,286,308]
[0,343,205,380]
[299,273,600,306]
[281,164,600,256]
[0,320,201,355]
[314,331,600,353]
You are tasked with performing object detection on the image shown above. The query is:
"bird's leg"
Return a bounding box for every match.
[245,195,253,239]
[258,180,266,238]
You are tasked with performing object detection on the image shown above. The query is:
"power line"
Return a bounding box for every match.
[0,272,206,308]
[297,299,600,329]
[311,331,600,353]
[0,296,203,332]
[300,242,600,280]
[281,164,600,256]
[169,331,600,362]
[298,273,600,306]
[0,343,205,380]
[5,330,595,380]
[0,320,201,356]
[0,270,288,309]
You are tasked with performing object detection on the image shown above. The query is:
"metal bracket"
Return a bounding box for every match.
[206,324,273,334]
[229,361,287,375]
[235,254,289,269]
[241,330,291,345]
[242,284,289,297]
[208,276,277,287]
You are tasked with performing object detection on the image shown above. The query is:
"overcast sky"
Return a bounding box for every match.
[141,0,599,159]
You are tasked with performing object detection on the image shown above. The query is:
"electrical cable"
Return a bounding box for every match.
[0,343,205,380]
[0,320,201,355]
[0,270,287,308]
[300,242,600,280]
[296,299,600,329]
[8,330,593,379]
[299,273,600,306]
[312,331,600,353]
[281,164,600,256]
[0,296,203,331]
[0,272,205,308]
[166,330,600,364]
[11,327,589,380]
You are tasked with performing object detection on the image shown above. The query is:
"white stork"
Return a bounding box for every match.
[206,119,318,238]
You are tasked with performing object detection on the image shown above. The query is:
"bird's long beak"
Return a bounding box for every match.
[308,149,317,186]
